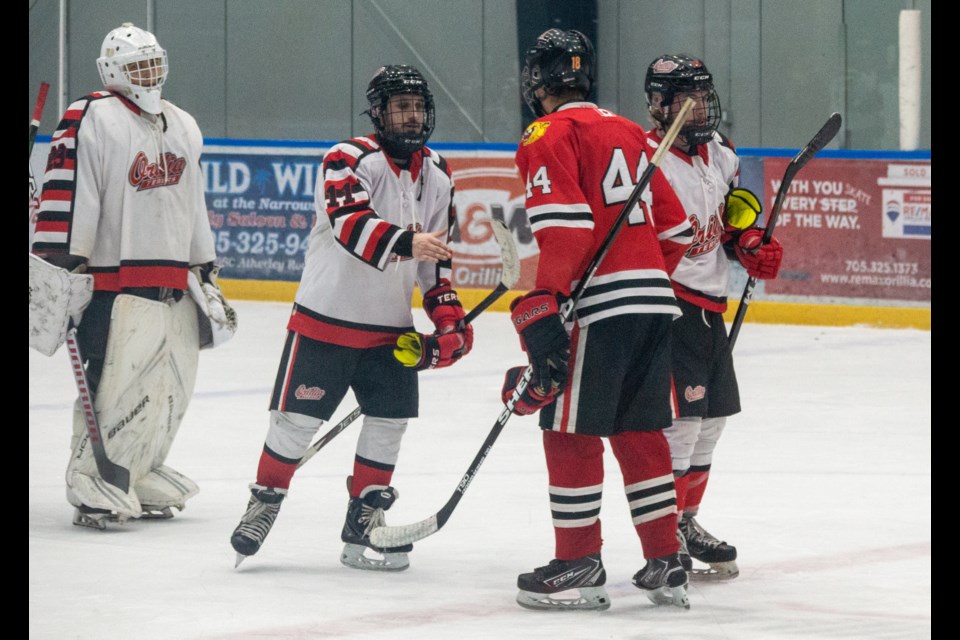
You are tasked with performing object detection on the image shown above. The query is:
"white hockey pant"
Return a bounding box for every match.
[265,410,324,459]
[65,294,200,516]
[356,416,407,468]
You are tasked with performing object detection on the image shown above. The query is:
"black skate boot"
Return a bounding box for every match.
[516,553,610,611]
[340,484,413,572]
[679,515,739,581]
[230,484,286,567]
[632,553,690,609]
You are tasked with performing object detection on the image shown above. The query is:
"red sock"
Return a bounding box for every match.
[543,431,605,559]
[674,473,691,516]
[349,456,394,497]
[256,446,297,490]
[683,467,711,516]
[610,430,678,559]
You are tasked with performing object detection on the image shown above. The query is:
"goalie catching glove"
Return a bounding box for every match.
[734,228,784,279]
[187,262,238,349]
[394,279,473,370]
[510,290,569,394]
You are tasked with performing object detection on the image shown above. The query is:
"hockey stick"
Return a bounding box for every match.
[29,82,50,162]
[370,98,696,549]
[296,218,521,469]
[65,324,132,493]
[727,112,842,349]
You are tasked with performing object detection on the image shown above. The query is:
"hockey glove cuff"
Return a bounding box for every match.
[423,278,466,333]
[510,290,570,392]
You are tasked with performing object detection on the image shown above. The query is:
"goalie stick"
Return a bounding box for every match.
[370,98,697,549]
[65,324,132,493]
[727,112,842,349]
[296,218,521,469]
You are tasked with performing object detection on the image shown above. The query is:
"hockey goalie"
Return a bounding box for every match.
[28,23,237,530]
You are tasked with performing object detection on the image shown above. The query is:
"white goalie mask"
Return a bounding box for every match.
[96,23,168,114]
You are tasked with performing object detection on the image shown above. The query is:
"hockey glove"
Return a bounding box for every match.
[188,263,238,349]
[735,228,784,279]
[423,278,474,355]
[501,365,560,416]
[394,330,469,370]
[510,290,570,393]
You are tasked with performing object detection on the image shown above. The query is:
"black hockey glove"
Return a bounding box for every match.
[509,290,569,394]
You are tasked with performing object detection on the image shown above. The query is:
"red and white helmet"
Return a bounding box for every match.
[96,23,168,114]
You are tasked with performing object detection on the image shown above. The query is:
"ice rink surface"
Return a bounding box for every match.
[29,300,931,639]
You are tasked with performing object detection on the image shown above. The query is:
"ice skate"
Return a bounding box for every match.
[136,465,200,519]
[680,515,739,581]
[71,504,134,530]
[66,484,139,530]
[515,553,610,611]
[230,484,286,567]
[340,484,412,572]
[632,554,690,609]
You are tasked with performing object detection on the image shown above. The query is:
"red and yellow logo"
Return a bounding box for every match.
[521,121,550,146]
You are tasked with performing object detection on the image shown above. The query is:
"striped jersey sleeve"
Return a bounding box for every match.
[321,139,408,271]
[32,92,111,256]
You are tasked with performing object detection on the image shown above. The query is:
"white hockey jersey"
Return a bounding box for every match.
[32,91,215,292]
[288,136,456,348]
[647,130,740,312]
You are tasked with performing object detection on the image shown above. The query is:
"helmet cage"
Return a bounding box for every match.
[365,65,435,157]
[521,29,595,118]
[97,23,168,114]
[645,55,721,147]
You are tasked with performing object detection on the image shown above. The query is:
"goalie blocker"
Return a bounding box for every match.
[28,254,93,356]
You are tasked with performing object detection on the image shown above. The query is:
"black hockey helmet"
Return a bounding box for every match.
[644,54,722,147]
[521,28,595,118]
[364,65,436,157]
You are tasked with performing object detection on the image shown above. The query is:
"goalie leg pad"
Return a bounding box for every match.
[65,295,199,507]
[28,254,93,356]
[135,465,200,512]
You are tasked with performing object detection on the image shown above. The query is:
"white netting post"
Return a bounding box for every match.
[898,10,921,151]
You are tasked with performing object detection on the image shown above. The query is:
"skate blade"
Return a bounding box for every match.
[72,509,131,530]
[645,585,691,610]
[340,543,409,572]
[516,586,610,611]
[690,561,739,582]
[140,506,177,519]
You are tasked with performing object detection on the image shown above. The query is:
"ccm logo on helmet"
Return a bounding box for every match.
[513,303,551,327]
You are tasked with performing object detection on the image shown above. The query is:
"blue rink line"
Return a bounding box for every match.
[31,136,933,159]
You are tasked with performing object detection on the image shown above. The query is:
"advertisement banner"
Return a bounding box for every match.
[765,158,931,301]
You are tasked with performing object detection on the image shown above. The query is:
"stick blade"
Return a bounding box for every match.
[490,218,520,289]
[793,112,842,168]
[369,515,439,548]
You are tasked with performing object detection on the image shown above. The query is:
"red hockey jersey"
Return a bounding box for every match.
[514,102,692,326]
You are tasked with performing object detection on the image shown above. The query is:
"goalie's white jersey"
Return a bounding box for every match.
[31,91,216,292]
[648,130,740,312]
[288,136,456,348]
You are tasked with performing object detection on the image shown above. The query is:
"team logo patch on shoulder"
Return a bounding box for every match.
[521,121,551,146]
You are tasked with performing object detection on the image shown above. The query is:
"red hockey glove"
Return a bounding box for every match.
[394,330,469,370]
[510,290,569,392]
[735,228,784,279]
[501,365,560,416]
[422,278,473,355]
